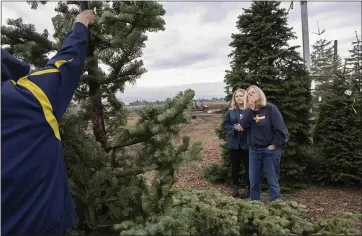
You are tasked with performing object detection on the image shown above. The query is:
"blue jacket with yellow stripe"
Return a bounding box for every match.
[1,22,89,235]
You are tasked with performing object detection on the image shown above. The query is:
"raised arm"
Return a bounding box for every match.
[21,10,95,119]
[239,109,254,131]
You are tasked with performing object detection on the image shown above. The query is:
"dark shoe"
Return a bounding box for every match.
[232,185,239,197]
[239,186,250,199]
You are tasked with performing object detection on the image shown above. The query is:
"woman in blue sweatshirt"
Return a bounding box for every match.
[239,85,288,201]
[222,89,250,198]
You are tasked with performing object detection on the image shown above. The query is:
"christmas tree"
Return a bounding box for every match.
[2,2,361,235]
[310,24,342,118]
[2,1,202,234]
[313,36,362,185]
[346,34,362,91]
[310,24,342,88]
[205,1,312,187]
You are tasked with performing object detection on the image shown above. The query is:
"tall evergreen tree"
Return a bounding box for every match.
[2,1,202,234]
[347,37,362,133]
[313,31,362,185]
[205,1,312,187]
[310,24,342,111]
[346,36,362,142]
[313,72,362,184]
[346,36,362,91]
[309,25,346,142]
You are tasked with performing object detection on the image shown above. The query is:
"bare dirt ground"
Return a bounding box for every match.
[128,111,362,230]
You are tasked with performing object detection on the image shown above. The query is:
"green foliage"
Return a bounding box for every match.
[26,0,48,10]
[205,108,240,186]
[61,91,201,234]
[310,25,342,84]
[2,1,203,234]
[313,73,362,185]
[312,37,362,185]
[61,90,202,234]
[3,2,360,235]
[1,18,54,69]
[205,1,312,188]
[115,189,359,236]
[312,212,361,236]
[310,25,343,122]
[346,39,362,92]
[204,162,230,184]
[308,26,362,185]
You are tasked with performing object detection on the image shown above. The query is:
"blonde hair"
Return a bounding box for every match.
[230,88,246,110]
[244,85,267,109]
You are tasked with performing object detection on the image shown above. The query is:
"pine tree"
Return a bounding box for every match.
[310,24,343,83]
[347,37,362,133]
[309,28,362,185]
[313,72,362,184]
[346,35,362,91]
[310,24,342,111]
[311,25,340,104]
[2,1,202,234]
[205,1,312,187]
[313,33,362,185]
[313,36,362,185]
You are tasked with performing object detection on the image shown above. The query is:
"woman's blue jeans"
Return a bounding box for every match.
[249,147,282,201]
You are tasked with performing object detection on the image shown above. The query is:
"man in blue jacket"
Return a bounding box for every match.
[1,10,96,235]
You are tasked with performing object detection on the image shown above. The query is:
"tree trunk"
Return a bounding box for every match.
[80,0,110,152]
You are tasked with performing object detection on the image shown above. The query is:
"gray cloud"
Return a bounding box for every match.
[163,2,250,23]
[197,2,250,23]
[308,2,360,18]
[145,1,360,76]
[162,2,194,16]
[148,51,213,70]
[340,36,360,50]
[2,1,361,88]
[277,2,360,23]
[2,2,58,40]
[287,2,360,29]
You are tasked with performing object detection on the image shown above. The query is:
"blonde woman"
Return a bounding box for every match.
[222,89,250,198]
[239,85,288,201]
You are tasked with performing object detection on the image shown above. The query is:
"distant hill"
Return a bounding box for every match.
[117,82,226,103]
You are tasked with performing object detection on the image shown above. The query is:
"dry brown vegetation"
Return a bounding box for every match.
[127,110,362,228]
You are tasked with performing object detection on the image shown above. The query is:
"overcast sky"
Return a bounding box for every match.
[1,1,361,88]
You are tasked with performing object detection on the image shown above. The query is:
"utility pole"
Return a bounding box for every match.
[333,40,338,73]
[300,1,311,72]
